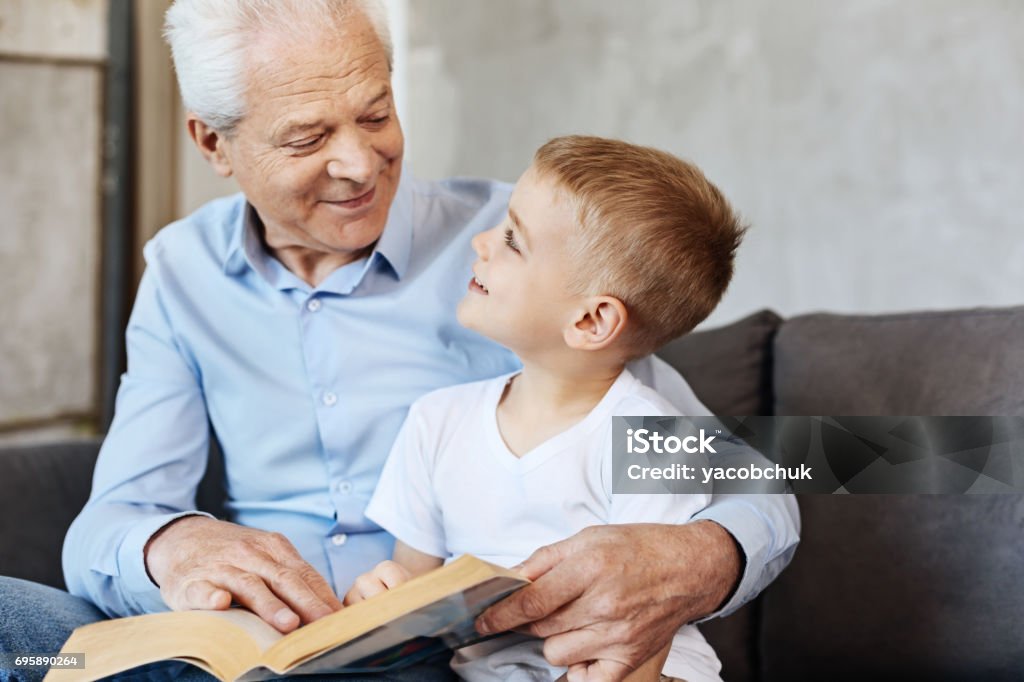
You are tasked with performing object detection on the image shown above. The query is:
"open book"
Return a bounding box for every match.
[45,555,527,682]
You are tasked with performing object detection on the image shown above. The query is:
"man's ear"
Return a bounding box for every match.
[186,114,233,178]
[564,296,628,351]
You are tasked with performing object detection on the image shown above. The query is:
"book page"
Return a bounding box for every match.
[261,557,527,674]
[205,609,285,652]
[284,583,514,674]
[44,610,269,682]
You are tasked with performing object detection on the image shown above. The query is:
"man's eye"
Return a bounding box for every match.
[289,135,322,149]
[504,228,520,253]
[364,114,390,125]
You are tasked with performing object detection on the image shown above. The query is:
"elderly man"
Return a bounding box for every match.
[0,1,798,680]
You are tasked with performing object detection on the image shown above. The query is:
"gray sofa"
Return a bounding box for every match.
[2,305,1023,680]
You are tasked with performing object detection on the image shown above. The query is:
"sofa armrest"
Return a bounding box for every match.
[0,439,100,589]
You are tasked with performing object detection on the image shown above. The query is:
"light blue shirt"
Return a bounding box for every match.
[63,169,799,620]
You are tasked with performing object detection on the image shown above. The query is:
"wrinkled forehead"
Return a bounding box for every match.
[238,13,392,121]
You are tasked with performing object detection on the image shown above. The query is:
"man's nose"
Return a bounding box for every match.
[325,129,376,184]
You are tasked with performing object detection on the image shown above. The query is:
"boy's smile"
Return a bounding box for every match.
[457,165,582,358]
[469,273,489,295]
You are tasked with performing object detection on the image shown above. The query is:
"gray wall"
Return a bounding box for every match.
[0,0,107,442]
[405,0,1024,326]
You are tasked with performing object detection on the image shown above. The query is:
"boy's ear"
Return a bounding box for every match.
[564,296,628,352]
[186,114,234,178]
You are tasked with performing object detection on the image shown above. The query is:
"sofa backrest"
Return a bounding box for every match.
[658,309,783,416]
[773,307,1024,416]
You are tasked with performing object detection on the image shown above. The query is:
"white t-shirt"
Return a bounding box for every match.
[365,369,722,682]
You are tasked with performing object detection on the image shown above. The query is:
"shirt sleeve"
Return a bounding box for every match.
[364,403,448,559]
[692,492,800,620]
[625,354,802,620]
[608,477,711,527]
[61,262,215,618]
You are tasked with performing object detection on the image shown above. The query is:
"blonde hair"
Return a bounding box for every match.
[533,135,746,358]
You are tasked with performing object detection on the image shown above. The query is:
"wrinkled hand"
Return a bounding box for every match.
[476,521,742,682]
[343,560,411,605]
[144,516,343,633]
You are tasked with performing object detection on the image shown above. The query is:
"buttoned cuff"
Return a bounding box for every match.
[691,498,775,622]
[117,511,216,613]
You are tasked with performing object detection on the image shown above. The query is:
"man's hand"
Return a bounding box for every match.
[476,521,742,682]
[343,560,411,605]
[144,516,343,633]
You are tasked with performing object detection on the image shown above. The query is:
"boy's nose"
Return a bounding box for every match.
[471,228,494,260]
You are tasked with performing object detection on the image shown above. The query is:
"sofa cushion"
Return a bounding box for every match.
[773,306,1024,416]
[697,605,757,682]
[765,305,1024,680]
[659,309,782,416]
[0,439,100,589]
[761,495,1024,681]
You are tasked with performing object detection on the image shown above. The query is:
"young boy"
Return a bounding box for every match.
[347,136,745,681]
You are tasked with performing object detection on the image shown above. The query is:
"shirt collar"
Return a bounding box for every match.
[372,166,413,280]
[221,167,414,283]
[222,202,257,277]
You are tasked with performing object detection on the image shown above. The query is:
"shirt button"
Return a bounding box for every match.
[336,480,354,495]
[330,533,347,546]
[322,392,337,407]
[306,298,322,312]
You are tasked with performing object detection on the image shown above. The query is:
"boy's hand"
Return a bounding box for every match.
[344,560,411,605]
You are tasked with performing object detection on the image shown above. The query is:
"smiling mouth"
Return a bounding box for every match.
[470,275,489,295]
[323,186,376,209]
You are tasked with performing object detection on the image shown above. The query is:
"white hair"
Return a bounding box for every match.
[164,0,392,134]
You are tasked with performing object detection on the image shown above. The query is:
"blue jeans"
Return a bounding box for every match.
[0,577,455,682]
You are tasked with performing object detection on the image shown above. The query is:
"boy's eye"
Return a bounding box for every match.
[504,228,520,253]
